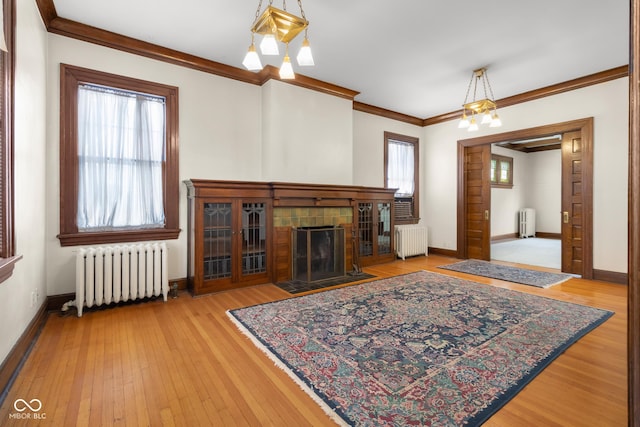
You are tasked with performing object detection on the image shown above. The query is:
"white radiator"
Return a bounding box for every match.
[395,225,428,260]
[65,242,168,317]
[519,208,536,238]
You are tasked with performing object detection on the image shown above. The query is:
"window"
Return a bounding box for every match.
[384,131,419,224]
[59,64,180,246]
[491,154,513,188]
[0,0,19,284]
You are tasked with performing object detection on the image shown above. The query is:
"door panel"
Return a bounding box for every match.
[561,131,584,274]
[465,145,491,261]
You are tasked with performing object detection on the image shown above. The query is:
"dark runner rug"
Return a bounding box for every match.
[276,273,375,294]
[438,259,572,288]
[228,271,612,426]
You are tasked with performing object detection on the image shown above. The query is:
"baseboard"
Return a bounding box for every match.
[536,232,561,239]
[593,269,628,285]
[491,233,518,241]
[47,292,75,311]
[0,298,49,405]
[428,247,459,258]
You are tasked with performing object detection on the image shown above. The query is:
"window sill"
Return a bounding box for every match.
[491,183,513,189]
[58,228,181,247]
[0,255,23,285]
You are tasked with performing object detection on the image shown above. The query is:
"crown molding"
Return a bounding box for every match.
[35,0,358,101]
[423,65,629,126]
[353,102,423,126]
[35,0,629,126]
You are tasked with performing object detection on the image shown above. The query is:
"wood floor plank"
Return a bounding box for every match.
[0,255,627,426]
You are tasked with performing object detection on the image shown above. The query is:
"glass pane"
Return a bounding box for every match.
[377,202,391,254]
[500,161,510,182]
[203,203,232,279]
[241,202,267,275]
[490,159,497,182]
[358,203,373,257]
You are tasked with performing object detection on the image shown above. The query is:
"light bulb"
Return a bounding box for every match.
[481,111,492,124]
[458,112,470,129]
[490,112,502,128]
[296,37,314,66]
[242,43,263,71]
[279,55,295,79]
[468,117,479,132]
[260,34,279,55]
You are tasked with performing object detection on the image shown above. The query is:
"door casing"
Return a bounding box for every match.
[456,117,594,278]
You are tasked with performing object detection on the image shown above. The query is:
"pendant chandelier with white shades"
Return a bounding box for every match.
[242,0,314,80]
[458,68,502,131]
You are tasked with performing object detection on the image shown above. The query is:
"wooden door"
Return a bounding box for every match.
[465,145,491,260]
[561,131,584,274]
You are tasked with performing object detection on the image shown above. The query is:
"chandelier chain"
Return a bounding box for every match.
[484,71,496,102]
[462,72,474,106]
[297,0,307,20]
[253,0,264,23]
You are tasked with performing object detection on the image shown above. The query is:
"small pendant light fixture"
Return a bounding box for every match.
[242,0,315,79]
[458,68,502,131]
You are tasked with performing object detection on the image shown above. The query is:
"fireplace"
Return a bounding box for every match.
[293,226,346,282]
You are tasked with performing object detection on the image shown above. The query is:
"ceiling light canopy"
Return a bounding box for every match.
[458,68,501,131]
[242,0,314,79]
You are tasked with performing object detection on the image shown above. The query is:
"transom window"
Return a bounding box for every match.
[384,131,419,224]
[59,64,180,246]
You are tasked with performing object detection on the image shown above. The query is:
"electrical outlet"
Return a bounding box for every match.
[30,291,35,308]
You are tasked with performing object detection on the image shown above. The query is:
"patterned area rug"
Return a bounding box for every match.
[438,259,572,288]
[227,271,612,426]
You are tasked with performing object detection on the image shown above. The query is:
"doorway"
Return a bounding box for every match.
[456,118,593,279]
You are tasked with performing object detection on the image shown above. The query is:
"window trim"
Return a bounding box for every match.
[491,153,513,188]
[384,131,419,225]
[58,64,180,246]
[0,0,19,284]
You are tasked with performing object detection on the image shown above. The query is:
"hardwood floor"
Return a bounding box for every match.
[0,255,627,426]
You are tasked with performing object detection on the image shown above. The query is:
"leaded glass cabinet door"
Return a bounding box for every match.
[377,202,392,255]
[240,201,268,277]
[358,202,374,257]
[203,202,233,280]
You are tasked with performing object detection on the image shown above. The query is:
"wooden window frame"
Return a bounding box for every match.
[384,131,419,225]
[58,64,180,246]
[0,0,20,284]
[491,153,513,188]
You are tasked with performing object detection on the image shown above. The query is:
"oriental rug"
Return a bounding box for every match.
[438,259,572,288]
[227,271,612,426]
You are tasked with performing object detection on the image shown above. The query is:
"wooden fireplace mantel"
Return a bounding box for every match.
[185,179,397,207]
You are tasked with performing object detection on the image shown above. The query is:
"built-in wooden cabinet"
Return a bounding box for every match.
[185,179,396,295]
[185,180,272,295]
[356,199,394,266]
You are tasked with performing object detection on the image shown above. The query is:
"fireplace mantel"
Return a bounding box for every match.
[186,179,397,207]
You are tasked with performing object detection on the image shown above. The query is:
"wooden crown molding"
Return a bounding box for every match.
[36,0,628,126]
[35,0,358,101]
[353,102,423,126]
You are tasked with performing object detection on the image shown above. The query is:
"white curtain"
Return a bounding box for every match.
[387,139,415,197]
[77,84,166,230]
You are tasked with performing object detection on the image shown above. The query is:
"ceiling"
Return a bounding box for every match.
[50,0,629,120]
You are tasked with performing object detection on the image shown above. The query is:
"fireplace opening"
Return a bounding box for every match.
[293,226,346,283]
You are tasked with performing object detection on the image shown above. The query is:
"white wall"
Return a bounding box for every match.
[424,78,629,273]
[526,149,562,234]
[490,146,561,237]
[261,80,353,184]
[0,0,48,365]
